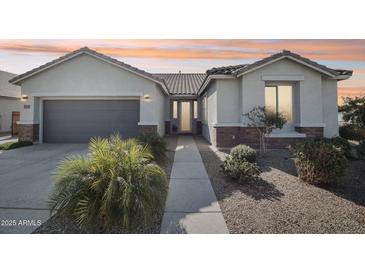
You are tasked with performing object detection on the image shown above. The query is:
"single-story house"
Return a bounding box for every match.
[9,47,352,148]
[0,70,21,135]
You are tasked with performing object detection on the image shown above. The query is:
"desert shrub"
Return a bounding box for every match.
[294,140,347,185]
[339,125,365,141]
[222,144,260,182]
[49,135,168,233]
[138,132,167,161]
[229,144,257,163]
[0,140,33,150]
[323,137,352,159]
[222,156,261,182]
[358,140,365,156]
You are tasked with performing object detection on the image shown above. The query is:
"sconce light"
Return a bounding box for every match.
[144,94,150,101]
[20,95,29,102]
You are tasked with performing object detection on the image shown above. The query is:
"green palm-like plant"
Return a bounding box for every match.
[137,132,167,162]
[49,135,168,233]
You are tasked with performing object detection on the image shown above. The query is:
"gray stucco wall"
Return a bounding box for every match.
[239,58,324,127]
[211,58,339,137]
[154,84,167,135]
[17,53,167,136]
[0,97,21,133]
[202,81,217,144]
[322,78,339,137]
[217,79,241,124]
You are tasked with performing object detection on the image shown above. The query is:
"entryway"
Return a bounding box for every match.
[180,101,191,132]
[11,111,20,136]
[170,100,198,134]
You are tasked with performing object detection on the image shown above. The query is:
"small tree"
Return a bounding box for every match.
[339,96,365,128]
[243,106,287,153]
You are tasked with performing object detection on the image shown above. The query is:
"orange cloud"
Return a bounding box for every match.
[0,42,269,59]
[339,87,365,96]
[353,69,365,75]
[0,42,71,54]
[1,39,363,105]
[338,87,365,104]
[0,39,365,61]
[339,79,365,88]
[98,47,271,59]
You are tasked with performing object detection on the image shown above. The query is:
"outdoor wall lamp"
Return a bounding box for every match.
[20,94,29,101]
[144,94,150,101]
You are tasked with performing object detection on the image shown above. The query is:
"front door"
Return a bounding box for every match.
[180,101,191,132]
[12,111,20,136]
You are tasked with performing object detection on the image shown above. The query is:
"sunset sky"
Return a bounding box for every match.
[0,39,364,104]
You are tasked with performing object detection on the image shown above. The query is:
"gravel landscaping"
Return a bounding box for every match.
[195,136,365,233]
[33,136,178,234]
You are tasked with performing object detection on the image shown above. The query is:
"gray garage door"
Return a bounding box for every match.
[43,100,140,143]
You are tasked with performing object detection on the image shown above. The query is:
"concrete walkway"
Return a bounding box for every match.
[160,136,228,234]
[0,135,17,144]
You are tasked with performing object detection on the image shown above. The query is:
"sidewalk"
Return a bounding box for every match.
[160,136,228,234]
[0,135,18,144]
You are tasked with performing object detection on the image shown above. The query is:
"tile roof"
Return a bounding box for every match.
[206,64,248,75]
[154,73,206,95]
[206,50,353,77]
[199,50,353,95]
[239,50,344,77]
[0,70,20,98]
[334,69,353,76]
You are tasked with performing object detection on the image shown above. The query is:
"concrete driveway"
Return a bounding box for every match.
[0,144,88,233]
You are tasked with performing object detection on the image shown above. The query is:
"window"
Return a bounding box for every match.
[173,101,178,119]
[265,85,293,122]
[193,101,198,119]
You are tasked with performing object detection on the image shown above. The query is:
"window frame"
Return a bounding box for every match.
[202,96,207,122]
[193,100,198,119]
[172,100,178,119]
[265,83,294,123]
[265,85,279,116]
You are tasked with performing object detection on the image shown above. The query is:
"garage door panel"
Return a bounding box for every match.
[45,112,138,122]
[43,100,140,143]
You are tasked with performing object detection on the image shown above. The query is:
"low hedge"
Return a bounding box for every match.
[222,157,261,182]
[137,132,167,161]
[294,140,347,185]
[358,140,365,156]
[323,137,352,159]
[0,141,33,150]
[229,144,257,163]
[222,144,261,182]
[339,125,365,141]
